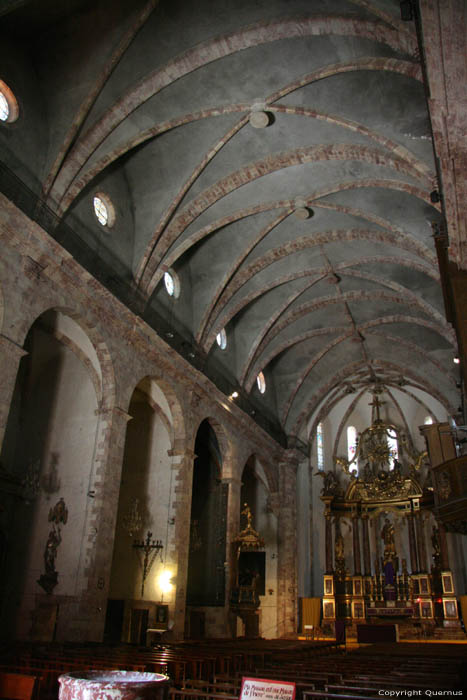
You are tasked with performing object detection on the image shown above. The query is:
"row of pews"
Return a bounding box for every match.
[0,639,465,699]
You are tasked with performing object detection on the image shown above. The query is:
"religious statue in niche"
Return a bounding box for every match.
[380,517,398,601]
[334,530,347,579]
[37,497,68,595]
[380,518,396,561]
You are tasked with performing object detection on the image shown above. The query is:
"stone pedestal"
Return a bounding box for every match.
[58,672,169,700]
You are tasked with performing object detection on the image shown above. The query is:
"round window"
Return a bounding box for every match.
[93,193,115,228]
[0,80,19,123]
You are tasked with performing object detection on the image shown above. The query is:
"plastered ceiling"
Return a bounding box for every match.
[0,0,460,443]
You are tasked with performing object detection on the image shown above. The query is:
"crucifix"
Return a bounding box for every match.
[133,531,163,597]
[369,393,385,423]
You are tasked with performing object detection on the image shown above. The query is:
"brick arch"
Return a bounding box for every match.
[191,415,231,474]
[129,387,174,448]
[241,452,276,496]
[126,375,187,450]
[17,305,116,412]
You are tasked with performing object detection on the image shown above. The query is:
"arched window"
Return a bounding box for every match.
[93,193,115,228]
[387,429,398,470]
[216,328,227,350]
[347,425,358,471]
[0,80,19,123]
[424,416,433,425]
[164,270,180,298]
[317,422,324,471]
[256,371,266,394]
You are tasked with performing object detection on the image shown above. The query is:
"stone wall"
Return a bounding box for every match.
[0,195,292,642]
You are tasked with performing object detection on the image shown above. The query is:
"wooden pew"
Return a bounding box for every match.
[0,672,40,700]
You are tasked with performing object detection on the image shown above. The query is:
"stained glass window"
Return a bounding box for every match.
[317,422,324,470]
[347,425,358,469]
[387,428,398,470]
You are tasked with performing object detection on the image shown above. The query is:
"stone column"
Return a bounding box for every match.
[63,405,134,641]
[352,512,362,575]
[407,513,418,573]
[277,452,299,638]
[416,513,427,572]
[223,475,242,636]
[168,446,196,640]
[325,510,333,574]
[361,513,371,576]
[0,334,27,451]
[437,521,450,570]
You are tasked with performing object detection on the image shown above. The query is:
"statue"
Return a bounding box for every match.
[318,470,342,497]
[44,525,61,575]
[38,497,68,595]
[381,518,395,556]
[241,503,253,530]
[49,496,68,525]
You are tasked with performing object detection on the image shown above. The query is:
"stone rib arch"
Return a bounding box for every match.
[295,360,455,439]
[146,178,439,300]
[263,320,457,425]
[242,295,451,392]
[62,55,426,228]
[50,16,416,204]
[203,251,439,354]
[241,265,443,388]
[142,147,432,293]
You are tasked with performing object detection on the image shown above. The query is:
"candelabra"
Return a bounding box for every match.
[133,531,163,597]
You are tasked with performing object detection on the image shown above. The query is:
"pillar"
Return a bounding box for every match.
[69,405,133,641]
[362,514,371,576]
[167,445,196,640]
[352,512,362,575]
[277,452,299,638]
[223,475,242,636]
[407,513,418,573]
[416,513,427,572]
[0,334,27,451]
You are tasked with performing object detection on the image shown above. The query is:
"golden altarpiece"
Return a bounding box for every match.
[320,394,459,635]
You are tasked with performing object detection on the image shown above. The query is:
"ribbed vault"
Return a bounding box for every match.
[0,0,461,445]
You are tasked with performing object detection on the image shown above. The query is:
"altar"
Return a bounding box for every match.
[319,391,460,635]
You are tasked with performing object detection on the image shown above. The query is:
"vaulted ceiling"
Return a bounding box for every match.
[0,0,460,443]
